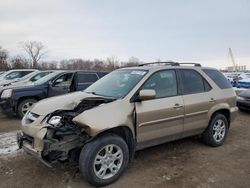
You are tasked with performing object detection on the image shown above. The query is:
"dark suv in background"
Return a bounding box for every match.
[0,70,107,117]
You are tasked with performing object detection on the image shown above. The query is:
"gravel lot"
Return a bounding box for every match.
[0,111,249,188]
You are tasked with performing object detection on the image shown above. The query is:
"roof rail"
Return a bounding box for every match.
[138,61,179,67]
[178,63,201,67]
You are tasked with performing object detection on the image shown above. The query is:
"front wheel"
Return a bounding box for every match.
[202,113,229,147]
[79,134,129,187]
[17,98,37,118]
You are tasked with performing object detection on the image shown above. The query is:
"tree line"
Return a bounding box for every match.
[0,41,141,71]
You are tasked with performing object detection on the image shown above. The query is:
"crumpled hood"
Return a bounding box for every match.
[30,91,94,115]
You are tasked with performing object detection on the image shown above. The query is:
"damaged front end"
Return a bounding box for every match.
[18,97,114,167]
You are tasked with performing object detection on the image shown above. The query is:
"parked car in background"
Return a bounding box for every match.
[223,72,240,87]
[0,69,37,84]
[0,71,5,76]
[237,73,250,88]
[2,70,53,87]
[17,62,237,186]
[0,70,107,117]
[237,89,250,110]
[0,70,38,87]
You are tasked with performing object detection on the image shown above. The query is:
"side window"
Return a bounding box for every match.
[53,73,73,87]
[180,69,209,94]
[141,70,178,98]
[78,73,99,83]
[203,69,231,89]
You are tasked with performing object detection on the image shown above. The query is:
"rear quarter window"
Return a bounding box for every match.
[202,69,231,89]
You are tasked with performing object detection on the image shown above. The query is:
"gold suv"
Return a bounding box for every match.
[17,62,238,187]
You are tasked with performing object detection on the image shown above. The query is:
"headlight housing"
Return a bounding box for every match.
[1,89,13,98]
[237,96,245,101]
[48,116,62,126]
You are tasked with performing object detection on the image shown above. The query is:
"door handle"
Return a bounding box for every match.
[209,98,216,103]
[173,103,183,109]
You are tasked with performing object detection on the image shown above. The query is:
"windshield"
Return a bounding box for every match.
[34,72,61,85]
[4,71,22,80]
[85,69,147,99]
[30,71,52,82]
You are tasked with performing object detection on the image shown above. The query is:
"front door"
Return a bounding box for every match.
[135,70,184,149]
[48,73,74,97]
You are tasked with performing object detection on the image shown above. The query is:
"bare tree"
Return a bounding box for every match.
[0,46,10,70]
[21,41,47,68]
[10,55,30,69]
[125,56,140,67]
[39,61,57,70]
[106,56,120,71]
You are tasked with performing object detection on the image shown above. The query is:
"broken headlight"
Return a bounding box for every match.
[48,116,62,126]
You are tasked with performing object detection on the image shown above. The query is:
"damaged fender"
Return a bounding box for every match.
[73,99,136,137]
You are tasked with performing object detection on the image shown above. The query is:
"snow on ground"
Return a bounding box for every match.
[0,131,20,157]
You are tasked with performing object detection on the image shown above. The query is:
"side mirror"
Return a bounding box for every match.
[138,89,156,101]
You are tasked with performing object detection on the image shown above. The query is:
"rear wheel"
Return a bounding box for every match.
[17,98,37,118]
[79,134,129,187]
[202,113,229,147]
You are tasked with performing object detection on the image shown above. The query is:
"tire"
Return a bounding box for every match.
[202,113,229,147]
[17,98,37,118]
[79,134,129,187]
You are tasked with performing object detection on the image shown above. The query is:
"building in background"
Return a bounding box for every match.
[226,65,247,72]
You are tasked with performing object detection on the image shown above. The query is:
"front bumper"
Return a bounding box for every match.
[0,98,16,114]
[17,131,52,167]
[20,110,90,166]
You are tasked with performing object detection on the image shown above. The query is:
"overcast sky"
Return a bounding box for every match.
[0,0,249,69]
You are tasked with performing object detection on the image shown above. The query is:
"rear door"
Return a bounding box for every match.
[179,69,213,137]
[76,72,99,90]
[136,69,184,148]
[48,72,74,97]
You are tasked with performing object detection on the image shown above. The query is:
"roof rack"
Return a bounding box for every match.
[138,62,202,67]
[138,61,179,67]
[177,63,201,67]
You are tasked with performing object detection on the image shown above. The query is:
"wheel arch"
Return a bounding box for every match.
[208,108,231,128]
[15,96,41,113]
[91,126,136,162]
